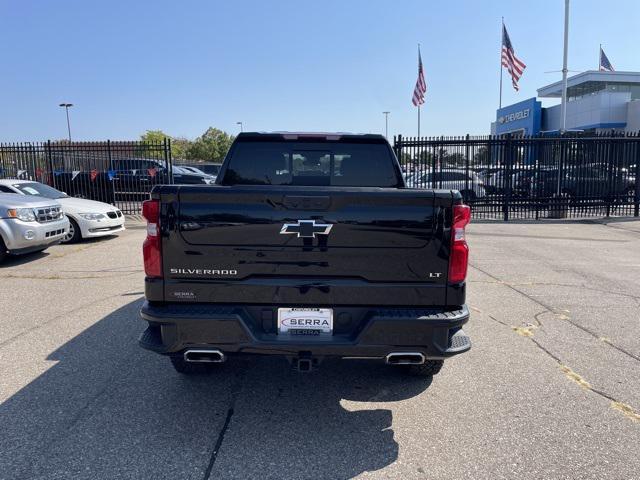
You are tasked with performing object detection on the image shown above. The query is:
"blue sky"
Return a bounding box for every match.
[1,0,638,141]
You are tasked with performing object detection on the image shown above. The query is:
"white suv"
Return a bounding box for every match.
[0,193,69,262]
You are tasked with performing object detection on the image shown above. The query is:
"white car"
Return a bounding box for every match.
[0,180,125,243]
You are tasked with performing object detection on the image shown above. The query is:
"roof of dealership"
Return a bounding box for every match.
[537,70,640,98]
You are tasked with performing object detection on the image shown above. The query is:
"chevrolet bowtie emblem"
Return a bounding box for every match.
[280,220,333,238]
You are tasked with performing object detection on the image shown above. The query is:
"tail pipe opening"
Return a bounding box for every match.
[385,352,426,365]
[183,349,225,363]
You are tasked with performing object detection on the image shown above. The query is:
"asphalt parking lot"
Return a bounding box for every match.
[0,218,638,480]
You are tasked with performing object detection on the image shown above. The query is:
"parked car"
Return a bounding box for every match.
[484,169,539,196]
[405,169,485,200]
[0,180,125,243]
[514,167,635,199]
[111,159,215,185]
[176,165,217,182]
[475,167,502,185]
[0,192,69,262]
[139,132,472,377]
[190,163,222,176]
[50,159,215,205]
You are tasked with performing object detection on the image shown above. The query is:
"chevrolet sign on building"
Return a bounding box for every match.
[498,108,531,124]
[493,98,542,135]
[492,71,640,135]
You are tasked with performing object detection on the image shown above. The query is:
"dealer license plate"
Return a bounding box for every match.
[277,308,333,336]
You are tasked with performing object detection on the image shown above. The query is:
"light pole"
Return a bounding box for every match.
[236,121,243,132]
[560,0,570,133]
[382,111,390,139]
[59,103,73,142]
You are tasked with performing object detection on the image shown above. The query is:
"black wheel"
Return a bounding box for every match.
[403,360,444,377]
[62,218,82,244]
[170,356,219,374]
[0,237,7,263]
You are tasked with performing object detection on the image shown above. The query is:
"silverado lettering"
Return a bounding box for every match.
[170,268,238,276]
[139,132,472,377]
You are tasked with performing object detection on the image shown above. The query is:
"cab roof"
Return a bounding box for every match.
[236,132,388,142]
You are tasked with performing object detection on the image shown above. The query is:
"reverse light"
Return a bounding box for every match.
[142,199,162,278]
[7,208,37,222]
[448,204,471,284]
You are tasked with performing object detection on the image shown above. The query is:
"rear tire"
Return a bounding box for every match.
[404,360,444,377]
[170,356,219,374]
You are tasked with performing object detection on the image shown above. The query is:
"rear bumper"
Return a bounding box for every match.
[139,302,471,360]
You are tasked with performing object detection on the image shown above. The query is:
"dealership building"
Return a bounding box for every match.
[491,70,640,135]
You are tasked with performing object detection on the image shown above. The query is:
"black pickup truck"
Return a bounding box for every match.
[139,132,471,376]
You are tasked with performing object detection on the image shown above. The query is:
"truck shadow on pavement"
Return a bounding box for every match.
[0,299,432,480]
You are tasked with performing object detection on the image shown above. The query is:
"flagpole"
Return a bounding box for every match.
[417,43,421,138]
[598,43,601,70]
[499,17,504,109]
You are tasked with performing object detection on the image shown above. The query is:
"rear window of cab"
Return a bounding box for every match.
[221,141,400,187]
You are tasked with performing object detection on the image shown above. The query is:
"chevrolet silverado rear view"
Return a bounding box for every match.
[139,132,471,376]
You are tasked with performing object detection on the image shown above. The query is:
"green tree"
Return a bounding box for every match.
[140,130,193,160]
[140,130,168,144]
[186,127,235,162]
[170,137,192,160]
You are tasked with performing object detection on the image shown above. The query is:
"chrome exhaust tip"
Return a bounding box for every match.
[385,352,425,365]
[183,349,225,363]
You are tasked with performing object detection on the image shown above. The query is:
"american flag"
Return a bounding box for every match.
[501,24,526,91]
[600,47,614,72]
[412,50,426,106]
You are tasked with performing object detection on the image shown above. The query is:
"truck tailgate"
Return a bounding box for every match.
[159,185,454,306]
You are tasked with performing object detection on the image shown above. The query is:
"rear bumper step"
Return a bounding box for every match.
[139,302,471,359]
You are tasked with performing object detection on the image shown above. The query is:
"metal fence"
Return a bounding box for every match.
[1,135,639,220]
[393,133,640,220]
[0,140,172,214]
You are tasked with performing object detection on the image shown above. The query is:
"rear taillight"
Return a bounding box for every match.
[142,199,162,278]
[448,204,471,284]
